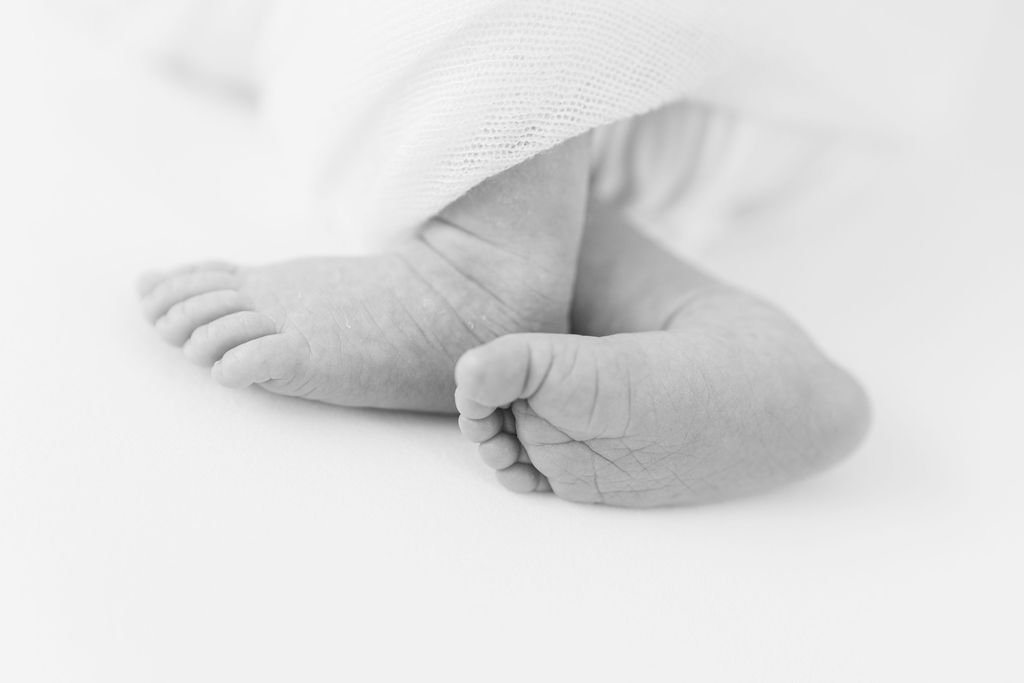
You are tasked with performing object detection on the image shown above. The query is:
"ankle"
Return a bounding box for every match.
[397,225,573,337]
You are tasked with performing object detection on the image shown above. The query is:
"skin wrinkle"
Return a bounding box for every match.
[394,248,504,349]
[408,234,563,334]
[579,348,609,439]
[388,261,487,364]
[620,348,635,437]
[660,284,730,332]
[420,236,524,315]
[543,426,654,490]
[675,353,714,444]
[424,215,573,306]
[549,341,585,432]
[582,439,630,477]
[545,453,595,491]
[320,294,365,352]
[343,301,430,397]
[664,467,698,499]
[620,443,670,475]
[430,212,572,284]
[589,453,605,504]
[397,304,460,365]
[524,338,557,400]
[279,332,315,391]
[518,341,535,400]
[282,371,319,400]
[615,444,659,477]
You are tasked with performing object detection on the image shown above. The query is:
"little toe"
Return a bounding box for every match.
[496,463,549,494]
[154,290,252,346]
[136,260,236,297]
[140,271,240,323]
[211,333,306,389]
[458,411,504,443]
[183,311,279,366]
[478,433,522,470]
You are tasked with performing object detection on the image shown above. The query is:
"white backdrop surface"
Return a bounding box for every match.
[2,4,1022,682]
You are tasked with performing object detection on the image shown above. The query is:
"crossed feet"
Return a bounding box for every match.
[140,139,869,507]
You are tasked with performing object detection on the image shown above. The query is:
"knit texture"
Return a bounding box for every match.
[71,0,985,248]
[260,0,731,246]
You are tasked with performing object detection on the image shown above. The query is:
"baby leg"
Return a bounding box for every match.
[137,136,589,412]
[456,202,871,506]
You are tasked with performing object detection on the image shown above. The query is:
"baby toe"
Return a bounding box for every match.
[136,260,237,297]
[455,335,545,410]
[458,411,504,443]
[211,333,306,389]
[154,289,251,346]
[495,463,548,494]
[478,432,522,470]
[140,270,240,323]
[183,311,278,366]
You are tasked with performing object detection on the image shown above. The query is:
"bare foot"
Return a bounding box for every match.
[138,137,589,412]
[455,204,870,506]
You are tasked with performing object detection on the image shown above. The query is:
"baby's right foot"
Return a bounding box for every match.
[138,137,589,412]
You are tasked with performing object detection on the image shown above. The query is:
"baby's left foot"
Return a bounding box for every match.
[455,303,869,507]
[456,205,869,506]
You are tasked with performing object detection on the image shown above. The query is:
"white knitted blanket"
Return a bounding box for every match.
[75,0,986,248]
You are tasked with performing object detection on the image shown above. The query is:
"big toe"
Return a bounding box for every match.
[211,332,308,389]
[455,334,553,414]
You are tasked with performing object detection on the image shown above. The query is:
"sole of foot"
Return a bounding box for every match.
[455,319,870,507]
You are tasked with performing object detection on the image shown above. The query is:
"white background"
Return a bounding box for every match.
[2,3,1022,681]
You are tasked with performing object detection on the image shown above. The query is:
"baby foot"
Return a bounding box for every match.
[455,311,869,507]
[455,203,869,506]
[138,138,589,412]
